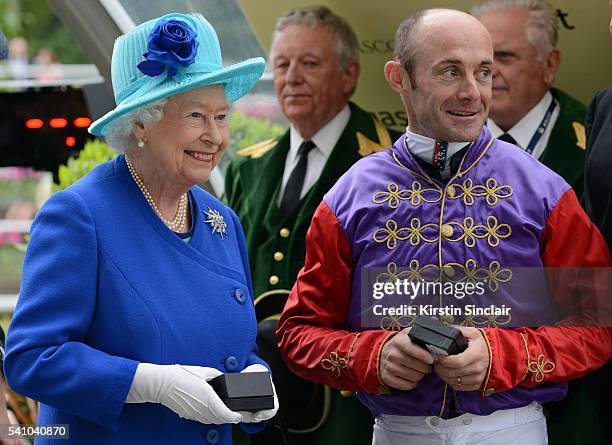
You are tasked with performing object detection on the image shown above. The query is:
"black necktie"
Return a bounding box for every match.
[280,140,316,216]
[498,133,517,145]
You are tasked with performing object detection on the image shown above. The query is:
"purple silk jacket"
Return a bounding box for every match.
[324,126,569,417]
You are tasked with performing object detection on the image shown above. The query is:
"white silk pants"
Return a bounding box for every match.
[372,402,547,445]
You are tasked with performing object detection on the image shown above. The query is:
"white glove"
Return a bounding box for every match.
[126,363,242,425]
[237,363,279,423]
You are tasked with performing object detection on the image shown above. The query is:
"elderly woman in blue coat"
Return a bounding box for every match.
[4,13,277,445]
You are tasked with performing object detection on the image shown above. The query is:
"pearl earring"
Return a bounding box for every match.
[137,139,145,148]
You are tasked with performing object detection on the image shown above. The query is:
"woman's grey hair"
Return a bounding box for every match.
[271,5,359,69]
[104,98,168,151]
[471,0,559,61]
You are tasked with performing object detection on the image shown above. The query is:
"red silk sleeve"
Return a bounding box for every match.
[276,202,396,395]
[481,188,612,397]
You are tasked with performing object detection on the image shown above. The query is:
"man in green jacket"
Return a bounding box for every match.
[472,0,587,198]
[473,1,597,443]
[225,6,399,445]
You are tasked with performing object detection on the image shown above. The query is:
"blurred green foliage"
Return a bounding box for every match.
[0,244,25,290]
[0,177,38,214]
[225,109,286,159]
[53,139,117,192]
[0,0,87,64]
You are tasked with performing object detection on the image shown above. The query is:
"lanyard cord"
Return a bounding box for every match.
[524,99,557,154]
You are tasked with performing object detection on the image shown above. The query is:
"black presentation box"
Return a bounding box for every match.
[408,316,468,357]
[209,372,274,412]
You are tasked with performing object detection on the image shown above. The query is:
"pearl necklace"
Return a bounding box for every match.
[125,155,188,232]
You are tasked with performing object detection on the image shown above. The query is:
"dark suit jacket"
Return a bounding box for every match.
[584,85,612,250]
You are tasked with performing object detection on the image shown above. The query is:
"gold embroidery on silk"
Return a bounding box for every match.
[373,177,513,209]
[456,138,495,176]
[452,178,513,206]
[373,183,411,209]
[442,259,512,292]
[321,351,349,378]
[519,333,555,383]
[528,355,556,383]
[345,334,360,381]
[407,219,440,246]
[374,259,513,328]
[480,329,494,394]
[380,313,417,331]
[373,153,514,209]
[484,261,513,291]
[373,219,438,250]
[373,181,443,208]
[447,216,511,248]
[377,259,512,293]
[392,151,440,187]
[407,181,443,206]
[461,312,512,328]
[520,333,530,382]
[375,260,437,284]
[452,258,480,281]
[373,220,410,250]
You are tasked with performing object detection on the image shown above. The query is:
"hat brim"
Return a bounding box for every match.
[89,57,265,137]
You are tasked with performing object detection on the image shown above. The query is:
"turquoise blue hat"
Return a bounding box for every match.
[89,12,265,137]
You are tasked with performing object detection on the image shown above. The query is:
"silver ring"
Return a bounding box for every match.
[457,376,462,385]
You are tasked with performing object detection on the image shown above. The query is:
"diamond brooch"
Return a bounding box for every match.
[203,207,227,239]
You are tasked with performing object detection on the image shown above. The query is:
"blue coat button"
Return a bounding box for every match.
[224,356,238,371]
[205,428,219,444]
[233,288,246,304]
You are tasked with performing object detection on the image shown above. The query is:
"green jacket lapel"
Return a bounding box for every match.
[237,132,290,250]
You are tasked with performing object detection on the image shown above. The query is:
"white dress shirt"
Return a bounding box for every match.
[277,105,351,206]
[405,128,471,179]
[487,90,560,160]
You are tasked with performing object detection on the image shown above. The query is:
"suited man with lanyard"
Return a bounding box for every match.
[471,0,587,197]
[473,2,601,440]
[225,5,399,445]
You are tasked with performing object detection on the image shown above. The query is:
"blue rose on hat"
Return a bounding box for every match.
[88,13,265,137]
[137,19,200,78]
